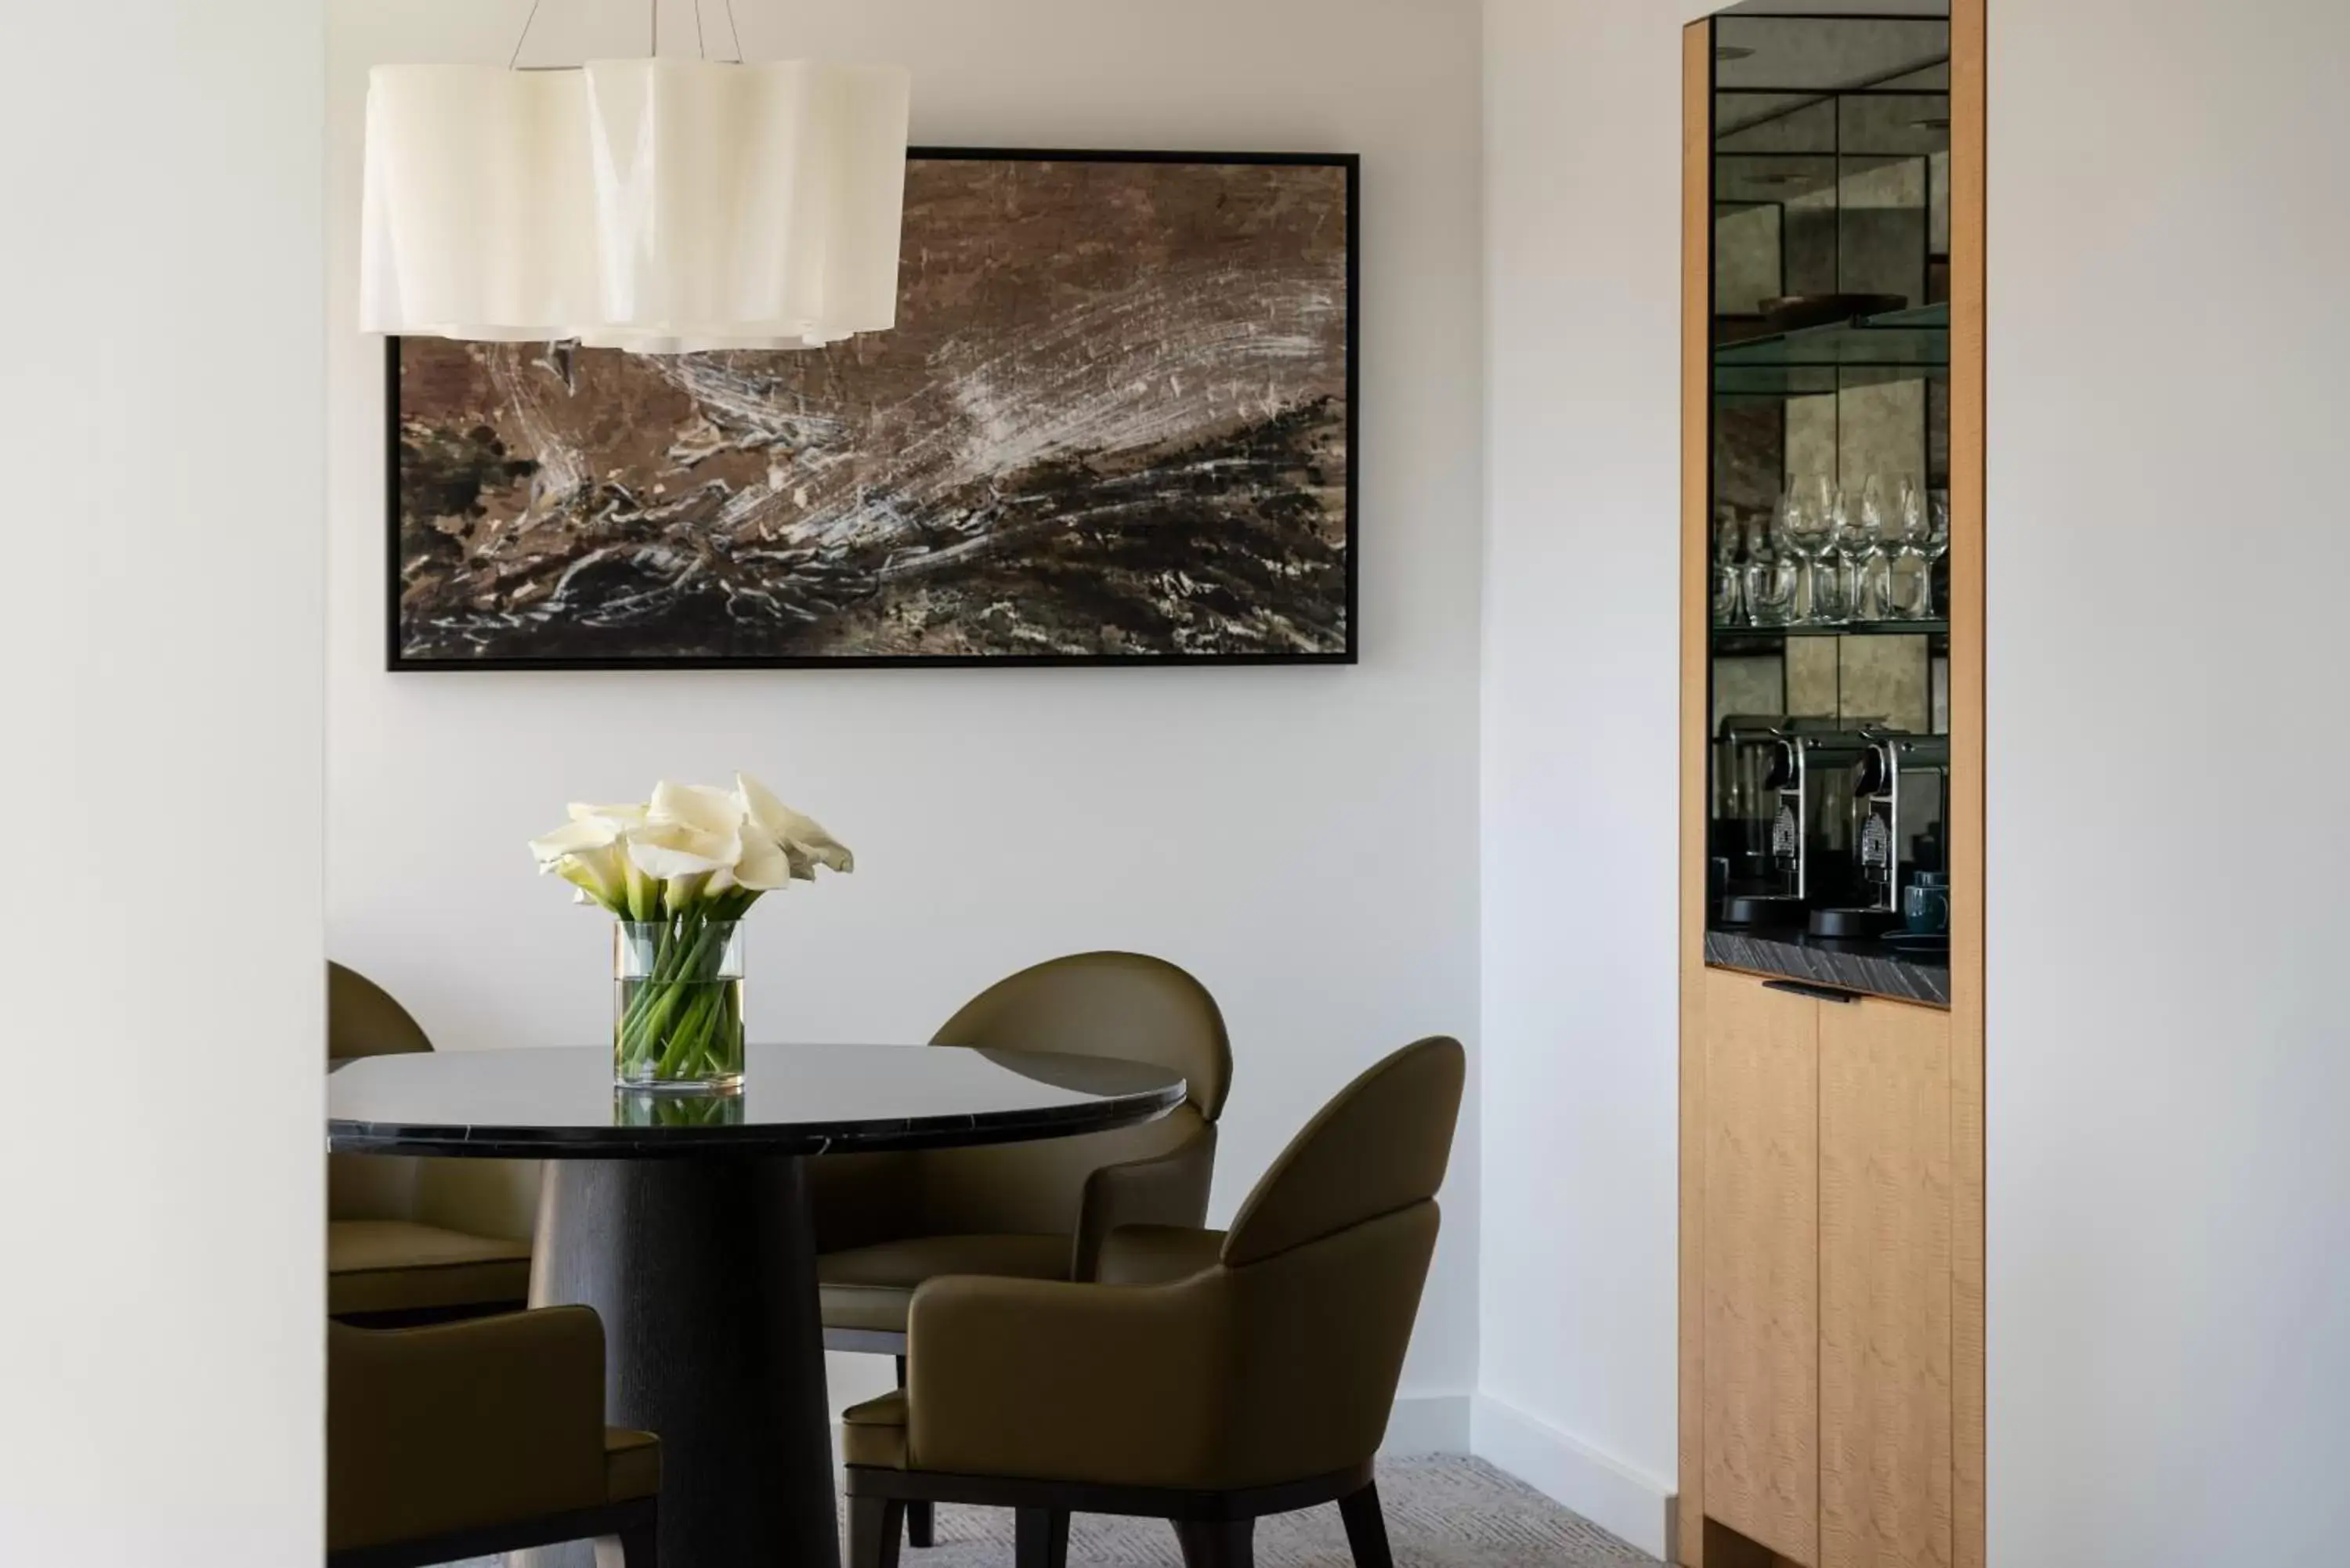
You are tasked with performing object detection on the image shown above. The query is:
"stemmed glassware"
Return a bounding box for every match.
[1849,474,1895,623]
[1784,475,1848,625]
[1712,477,1951,631]
[1884,477,1935,620]
[1742,507,1799,627]
[1712,504,1743,627]
[1923,489,1952,618]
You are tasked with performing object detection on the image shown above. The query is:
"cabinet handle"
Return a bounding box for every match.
[1762,978,1862,1005]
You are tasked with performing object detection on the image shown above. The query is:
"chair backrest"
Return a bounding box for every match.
[1204,1035,1464,1486]
[1223,1035,1464,1266]
[329,963,432,1223]
[329,961,434,1060]
[909,952,1231,1238]
[929,951,1231,1118]
[327,963,540,1238]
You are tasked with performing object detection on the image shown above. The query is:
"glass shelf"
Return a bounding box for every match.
[1712,620,1948,656]
[1712,302,1949,399]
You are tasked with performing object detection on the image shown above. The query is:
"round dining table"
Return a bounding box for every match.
[327,1041,1188,1568]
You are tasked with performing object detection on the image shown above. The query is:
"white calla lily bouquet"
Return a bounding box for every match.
[530,774,852,1090]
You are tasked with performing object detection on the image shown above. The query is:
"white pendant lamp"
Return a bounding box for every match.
[360,10,910,354]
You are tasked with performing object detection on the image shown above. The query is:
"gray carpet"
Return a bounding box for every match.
[448,1456,1660,1567]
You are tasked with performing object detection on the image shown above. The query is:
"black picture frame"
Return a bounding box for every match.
[385,146,1361,671]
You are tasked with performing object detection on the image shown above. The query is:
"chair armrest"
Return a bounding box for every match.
[906,1273,1228,1488]
[1072,1118,1217,1279]
[1097,1223,1227,1286]
[327,1307,610,1552]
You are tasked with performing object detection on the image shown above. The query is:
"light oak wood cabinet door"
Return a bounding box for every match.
[1819,996,1954,1568]
[1703,969,1820,1564]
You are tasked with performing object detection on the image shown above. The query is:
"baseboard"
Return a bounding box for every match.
[1379,1391,1473,1456]
[1470,1393,1676,1559]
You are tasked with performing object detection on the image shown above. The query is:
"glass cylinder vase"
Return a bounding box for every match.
[613,919,746,1093]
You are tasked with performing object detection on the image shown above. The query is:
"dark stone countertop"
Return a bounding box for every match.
[1705,925,1950,1007]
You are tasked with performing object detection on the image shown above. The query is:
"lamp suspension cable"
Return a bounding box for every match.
[506,0,544,70]
[508,0,687,70]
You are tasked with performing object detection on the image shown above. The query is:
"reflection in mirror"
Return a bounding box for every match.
[1713,16,1950,99]
[1708,635,1945,739]
[1705,11,1954,941]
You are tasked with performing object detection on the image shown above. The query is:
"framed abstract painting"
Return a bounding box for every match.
[387,148,1358,669]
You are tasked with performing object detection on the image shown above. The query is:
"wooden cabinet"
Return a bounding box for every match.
[1819,998,1953,1568]
[1694,972,1954,1568]
[1702,970,1820,1563]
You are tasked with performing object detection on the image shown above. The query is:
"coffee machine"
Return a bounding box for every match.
[1712,717,1876,927]
[1849,730,1950,920]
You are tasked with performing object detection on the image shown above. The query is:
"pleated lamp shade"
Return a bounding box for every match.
[360,59,911,353]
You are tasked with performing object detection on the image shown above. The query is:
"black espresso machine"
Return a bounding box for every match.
[1712,717,1946,937]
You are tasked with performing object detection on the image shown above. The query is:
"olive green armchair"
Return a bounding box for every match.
[840,1035,1464,1568]
[327,962,539,1321]
[327,1306,658,1567]
[812,951,1231,1549]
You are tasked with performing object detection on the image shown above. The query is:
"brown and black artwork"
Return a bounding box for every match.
[389,150,1357,668]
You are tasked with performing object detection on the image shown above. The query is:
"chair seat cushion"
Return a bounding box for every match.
[817,1233,1069,1336]
[603,1427,661,1501]
[840,1390,909,1469]
[327,1219,533,1318]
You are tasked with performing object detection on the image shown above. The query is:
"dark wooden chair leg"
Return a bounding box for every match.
[1338,1480,1394,1568]
[849,1494,906,1568]
[1172,1517,1253,1568]
[1014,1506,1070,1568]
[894,1357,935,1548]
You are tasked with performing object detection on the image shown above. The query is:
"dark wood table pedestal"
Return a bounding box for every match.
[517,1156,839,1568]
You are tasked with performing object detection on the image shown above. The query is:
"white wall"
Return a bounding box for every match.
[1987,4,2350,1563]
[326,0,1485,1429]
[1477,0,1685,1555]
[0,2,324,1565]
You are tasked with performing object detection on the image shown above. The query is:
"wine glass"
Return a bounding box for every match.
[1743,508,1798,627]
[1788,475,1847,624]
[1712,504,1743,627]
[1885,477,1934,619]
[1773,477,1830,624]
[1924,490,1953,616]
[1851,473,1896,622]
[1830,476,1876,623]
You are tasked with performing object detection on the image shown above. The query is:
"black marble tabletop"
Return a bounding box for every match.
[1705,926,1950,1007]
[327,1042,1186,1158]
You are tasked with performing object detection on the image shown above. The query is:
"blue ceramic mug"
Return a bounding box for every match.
[1903,871,1950,935]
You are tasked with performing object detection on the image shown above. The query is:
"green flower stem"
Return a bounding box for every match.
[616,917,684,1051]
[615,909,743,1083]
[629,924,702,1035]
[651,991,703,1078]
